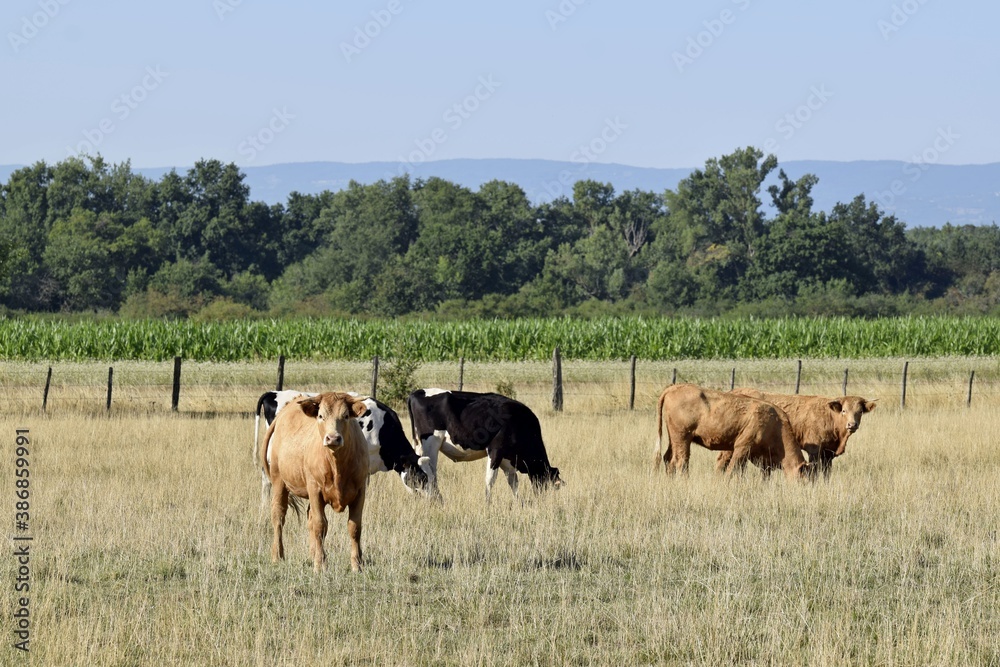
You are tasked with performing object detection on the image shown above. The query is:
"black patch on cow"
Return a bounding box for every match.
[362,409,372,418]
[256,391,279,425]
[368,397,429,489]
[365,420,374,432]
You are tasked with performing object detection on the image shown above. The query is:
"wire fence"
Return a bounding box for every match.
[3,354,999,418]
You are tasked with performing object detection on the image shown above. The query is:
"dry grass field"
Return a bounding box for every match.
[2,360,999,666]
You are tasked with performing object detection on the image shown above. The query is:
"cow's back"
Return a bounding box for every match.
[264,402,317,495]
[736,389,837,450]
[666,385,767,446]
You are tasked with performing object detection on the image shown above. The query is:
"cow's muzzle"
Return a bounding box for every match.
[323,434,343,448]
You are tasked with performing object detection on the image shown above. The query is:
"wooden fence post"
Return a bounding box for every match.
[629,355,636,410]
[900,361,909,408]
[171,357,182,412]
[106,367,114,412]
[671,368,677,385]
[458,356,465,391]
[552,347,563,412]
[967,370,975,407]
[794,360,802,395]
[842,368,848,396]
[730,368,736,391]
[371,356,379,400]
[42,367,53,413]
[276,355,285,391]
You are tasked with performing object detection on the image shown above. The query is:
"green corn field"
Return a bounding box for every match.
[0,316,998,361]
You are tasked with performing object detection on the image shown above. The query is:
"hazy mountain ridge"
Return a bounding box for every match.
[3,158,998,227]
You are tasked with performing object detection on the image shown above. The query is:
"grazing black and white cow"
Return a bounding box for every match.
[406,388,564,501]
[254,390,431,499]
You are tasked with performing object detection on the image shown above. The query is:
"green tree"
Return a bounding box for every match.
[826,195,927,295]
[43,208,167,311]
[667,147,778,300]
[0,161,55,309]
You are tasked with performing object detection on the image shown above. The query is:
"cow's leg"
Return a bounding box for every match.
[347,489,365,573]
[714,451,732,474]
[484,459,500,503]
[499,459,519,497]
[664,426,690,474]
[270,480,289,562]
[307,490,328,573]
[725,436,753,477]
[818,448,835,479]
[417,432,444,498]
[260,474,272,510]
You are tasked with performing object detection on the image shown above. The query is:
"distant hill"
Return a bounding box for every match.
[3,158,998,227]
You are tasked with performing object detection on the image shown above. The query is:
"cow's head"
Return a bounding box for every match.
[532,466,564,491]
[298,393,367,450]
[399,456,433,495]
[829,396,877,455]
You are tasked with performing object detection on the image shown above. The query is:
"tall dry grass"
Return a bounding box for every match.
[0,364,998,665]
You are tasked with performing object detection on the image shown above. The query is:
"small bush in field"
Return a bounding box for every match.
[378,355,421,410]
[494,379,517,400]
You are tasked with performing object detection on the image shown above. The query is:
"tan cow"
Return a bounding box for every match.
[653,383,811,481]
[261,392,369,572]
[722,388,877,477]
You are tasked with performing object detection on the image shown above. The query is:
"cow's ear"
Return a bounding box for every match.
[298,396,321,418]
[863,400,877,413]
[828,401,843,413]
[349,398,368,419]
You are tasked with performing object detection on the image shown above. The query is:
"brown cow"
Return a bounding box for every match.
[721,388,877,477]
[653,383,811,481]
[261,392,370,572]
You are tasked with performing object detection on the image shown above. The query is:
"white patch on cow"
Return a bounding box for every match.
[422,387,450,397]
[358,396,389,475]
[417,431,445,492]
[485,458,519,502]
[275,390,316,414]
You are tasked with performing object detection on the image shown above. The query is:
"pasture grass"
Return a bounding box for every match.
[1,367,999,666]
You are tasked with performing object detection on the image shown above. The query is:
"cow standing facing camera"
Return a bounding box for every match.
[261,392,370,573]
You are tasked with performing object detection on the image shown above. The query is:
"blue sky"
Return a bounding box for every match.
[2,0,997,170]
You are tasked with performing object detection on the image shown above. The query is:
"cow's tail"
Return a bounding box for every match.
[286,494,305,518]
[653,390,670,471]
[253,392,269,469]
[259,417,276,509]
[406,393,416,445]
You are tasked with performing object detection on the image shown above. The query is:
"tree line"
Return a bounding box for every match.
[1,147,998,320]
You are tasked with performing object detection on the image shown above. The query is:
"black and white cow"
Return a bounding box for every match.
[406,388,564,501]
[253,390,431,500]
